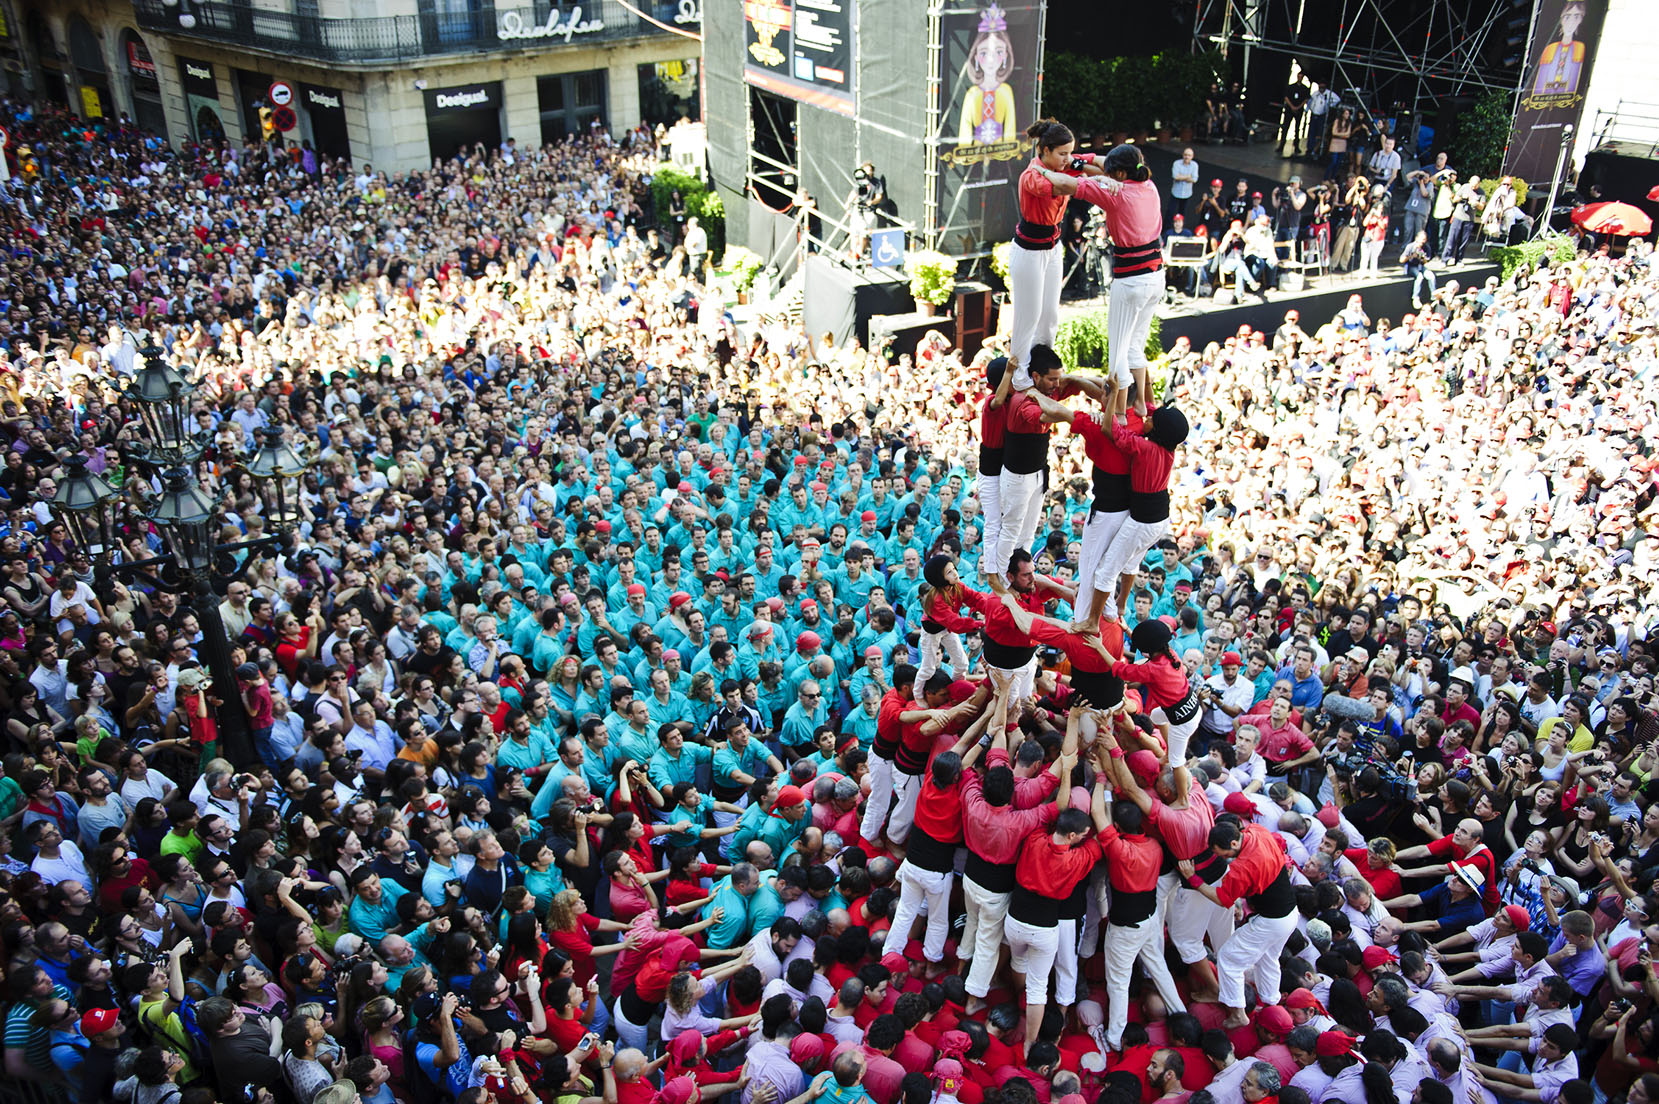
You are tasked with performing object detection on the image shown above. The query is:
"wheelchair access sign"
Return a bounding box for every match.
[870,228,905,270]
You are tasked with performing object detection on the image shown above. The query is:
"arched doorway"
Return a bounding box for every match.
[68,17,110,120]
[121,30,165,133]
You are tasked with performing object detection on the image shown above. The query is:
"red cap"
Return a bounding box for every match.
[668,592,692,610]
[748,623,774,640]
[789,1034,826,1065]
[766,597,785,612]
[1361,946,1399,970]
[709,467,725,477]
[1254,1004,1294,1035]
[1316,803,1341,828]
[677,481,695,494]
[796,631,821,652]
[1211,178,1223,187]
[658,1077,698,1104]
[1221,651,1243,667]
[794,456,810,467]
[809,481,827,492]
[1223,792,1256,818]
[1315,1031,1360,1057]
[1126,750,1161,784]
[1503,904,1531,931]
[864,645,884,658]
[595,520,612,533]
[80,1008,120,1036]
[800,599,819,612]
[626,583,646,597]
[1285,988,1326,1013]
[880,952,908,975]
[771,785,807,811]
[662,648,681,661]
[861,510,876,522]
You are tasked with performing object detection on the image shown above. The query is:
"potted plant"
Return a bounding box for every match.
[905,249,957,315]
[724,245,764,303]
[990,241,1012,292]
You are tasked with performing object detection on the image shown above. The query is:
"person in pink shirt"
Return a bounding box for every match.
[1033,144,1165,420]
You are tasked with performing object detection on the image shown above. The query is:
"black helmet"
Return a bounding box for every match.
[1131,619,1172,656]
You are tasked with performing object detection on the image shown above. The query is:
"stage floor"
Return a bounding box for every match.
[1059,255,1500,351]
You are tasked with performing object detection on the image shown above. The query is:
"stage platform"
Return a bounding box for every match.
[1060,257,1500,351]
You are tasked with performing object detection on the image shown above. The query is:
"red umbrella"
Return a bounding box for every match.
[1572,201,1653,236]
[1649,184,1659,202]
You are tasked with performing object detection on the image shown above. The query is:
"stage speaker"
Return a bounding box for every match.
[954,282,992,358]
[870,313,956,360]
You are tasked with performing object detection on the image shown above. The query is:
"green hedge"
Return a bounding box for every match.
[1041,50,1224,138]
[650,165,727,266]
[1489,232,1579,281]
[1054,312,1167,398]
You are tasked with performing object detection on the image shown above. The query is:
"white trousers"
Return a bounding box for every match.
[993,468,1045,582]
[1216,909,1298,1009]
[918,628,970,683]
[888,770,924,845]
[1151,708,1201,767]
[985,656,1037,701]
[961,876,1011,998]
[1165,882,1236,965]
[1008,242,1062,384]
[860,754,913,844]
[1004,914,1061,1004]
[1104,915,1187,1048]
[883,862,954,962]
[1097,516,1171,619]
[1106,270,1164,390]
[1054,916,1080,1006]
[977,473,1003,581]
[1076,508,1129,603]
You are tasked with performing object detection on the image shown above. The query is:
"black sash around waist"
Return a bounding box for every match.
[1165,683,1202,727]
[1246,864,1297,919]
[1092,469,1131,514]
[1069,667,1124,709]
[1003,430,1048,475]
[1111,239,1164,277]
[980,443,1004,477]
[1009,883,1061,926]
[965,851,1016,894]
[983,637,1038,670]
[1129,489,1171,523]
[1015,218,1060,250]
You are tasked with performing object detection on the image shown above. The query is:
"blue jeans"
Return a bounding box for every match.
[252,725,280,768]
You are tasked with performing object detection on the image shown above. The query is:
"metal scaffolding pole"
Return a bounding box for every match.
[923,2,944,248]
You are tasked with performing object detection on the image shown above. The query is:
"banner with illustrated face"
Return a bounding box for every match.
[935,1,1042,254]
[744,0,855,116]
[1503,0,1607,186]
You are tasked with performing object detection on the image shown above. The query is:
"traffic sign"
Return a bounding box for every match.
[268,81,294,107]
[271,106,298,132]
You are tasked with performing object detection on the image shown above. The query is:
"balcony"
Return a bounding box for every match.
[132,0,701,64]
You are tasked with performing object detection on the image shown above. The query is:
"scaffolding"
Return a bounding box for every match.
[1192,0,1528,129]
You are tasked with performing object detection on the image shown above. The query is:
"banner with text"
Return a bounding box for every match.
[743,0,854,116]
[935,1,1042,255]
[1503,0,1607,186]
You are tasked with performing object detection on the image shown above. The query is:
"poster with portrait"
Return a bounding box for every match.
[1502,0,1607,186]
[935,1,1042,255]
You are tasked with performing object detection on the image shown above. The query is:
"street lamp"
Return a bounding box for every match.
[65,339,318,768]
[50,454,119,558]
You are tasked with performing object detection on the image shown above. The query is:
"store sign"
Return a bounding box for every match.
[305,87,341,111]
[425,83,503,113]
[181,59,218,93]
[496,5,605,42]
[674,0,702,25]
[80,85,103,119]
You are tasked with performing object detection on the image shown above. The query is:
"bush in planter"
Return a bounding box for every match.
[1489,232,1578,281]
[650,165,727,264]
[723,246,764,292]
[990,241,1012,287]
[906,250,958,307]
[1054,311,1165,390]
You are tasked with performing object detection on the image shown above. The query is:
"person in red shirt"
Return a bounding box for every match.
[881,722,985,964]
[976,355,1013,584]
[964,548,1077,702]
[859,665,929,850]
[1008,119,1101,387]
[987,350,1107,588]
[1063,401,1146,629]
[1006,719,1107,1046]
[1178,820,1297,1029]
[1392,817,1500,913]
[1093,735,1188,1050]
[917,554,983,684]
[1086,405,1189,627]
[1099,618,1201,764]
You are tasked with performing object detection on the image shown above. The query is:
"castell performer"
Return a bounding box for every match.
[1034,144,1164,418]
[1080,404,1189,629]
[974,355,1013,583]
[916,553,982,683]
[1098,617,1202,767]
[1008,119,1103,388]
